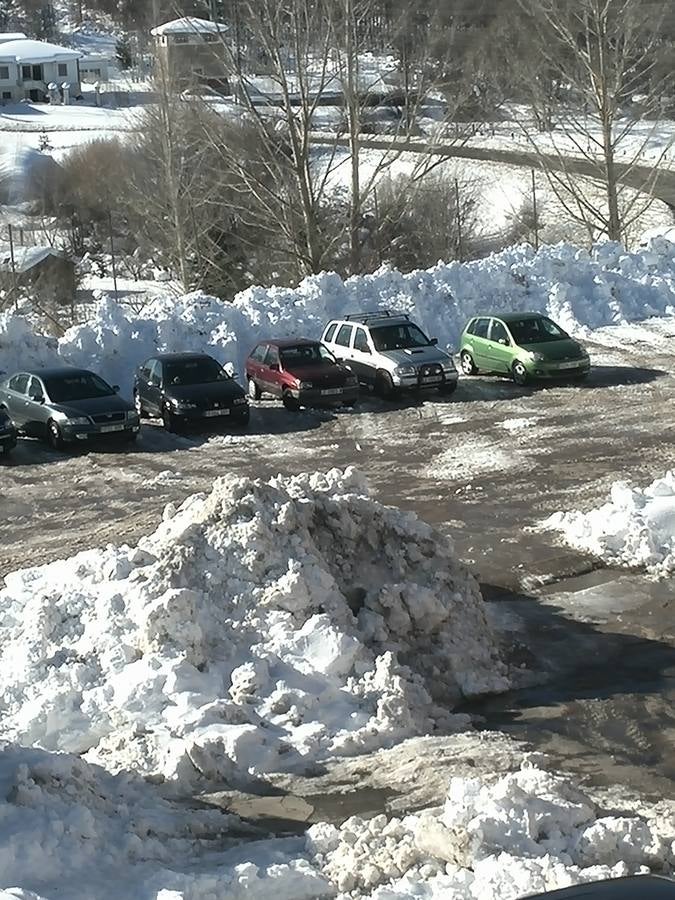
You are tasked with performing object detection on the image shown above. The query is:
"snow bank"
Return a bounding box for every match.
[0,742,329,900]
[3,239,675,394]
[0,467,508,784]
[543,471,675,575]
[0,312,60,379]
[306,762,675,898]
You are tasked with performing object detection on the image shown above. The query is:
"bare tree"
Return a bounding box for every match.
[517,0,675,242]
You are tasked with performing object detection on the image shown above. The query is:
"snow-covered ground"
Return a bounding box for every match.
[3,237,675,395]
[543,471,675,576]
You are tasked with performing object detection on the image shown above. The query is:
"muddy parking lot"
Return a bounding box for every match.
[2,319,675,800]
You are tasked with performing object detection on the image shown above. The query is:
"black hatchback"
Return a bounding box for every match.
[134,352,249,431]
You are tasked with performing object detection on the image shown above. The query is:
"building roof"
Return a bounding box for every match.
[0,32,28,43]
[0,245,69,274]
[0,39,81,64]
[151,16,228,36]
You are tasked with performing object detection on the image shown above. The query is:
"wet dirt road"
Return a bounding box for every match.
[1,317,675,802]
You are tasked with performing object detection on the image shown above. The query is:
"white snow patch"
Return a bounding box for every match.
[0,467,508,784]
[543,470,675,575]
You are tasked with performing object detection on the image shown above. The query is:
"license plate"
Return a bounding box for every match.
[421,375,442,383]
[557,361,580,370]
[321,388,342,395]
[204,408,230,417]
[100,424,125,433]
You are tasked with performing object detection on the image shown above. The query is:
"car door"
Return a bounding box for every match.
[262,345,283,396]
[484,319,514,373]
[144,360,163,415]
[247,343,268,388]
[136,360,156,412]
[23,375,50,437]
[466,318,491,370]
[332,323,354,364]
[350,326,376,385]
[4,373,30,425]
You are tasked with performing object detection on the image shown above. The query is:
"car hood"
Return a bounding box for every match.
[166,380,245,401]
[519,338,585,360]
[52,395,134,416]
[283,363,351,382]
[380,345,453,367]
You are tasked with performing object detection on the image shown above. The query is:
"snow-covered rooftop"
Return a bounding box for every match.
[0,39,81,63]
[0,32,27,44]
[0,245,69,274]
[150,16,228,37]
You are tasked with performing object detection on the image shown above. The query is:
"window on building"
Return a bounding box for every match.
[0,66,9,80]
[173,34,189,43]
[21,64,43,81]
[57,63,68,77]
[204,33,218,42]
[2,91,11,99]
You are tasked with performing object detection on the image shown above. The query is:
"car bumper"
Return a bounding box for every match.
[529,361,591,378]
[64,422,141,442]
[393,372,459,390]
[172,404,250,422]
[0,428,17,450]
[292,386,359,406]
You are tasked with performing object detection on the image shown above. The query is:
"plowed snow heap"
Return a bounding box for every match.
[0,468,508,783]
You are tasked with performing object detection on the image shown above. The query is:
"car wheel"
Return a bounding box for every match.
[134,390,144,417]
[512,360,529,386]
[162,405,179,432]
[460,351,477,375]
[47,419,66,451]
[248,377,261,401]
[282,390,300,411]
[376,370,396,399]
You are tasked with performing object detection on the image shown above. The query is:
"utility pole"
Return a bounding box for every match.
[531,168,539,251]
[8,223,18,311]
[454,178,463,262]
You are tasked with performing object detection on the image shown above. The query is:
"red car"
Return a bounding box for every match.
[245,339,359,410]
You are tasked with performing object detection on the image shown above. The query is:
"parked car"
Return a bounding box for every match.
[525,875,675,900]
[134,352,249,431]
[245,339,359,410]
[0,406,17,456]
[459,313,590,385]
[321,312,458,397]
[0,367,139,451]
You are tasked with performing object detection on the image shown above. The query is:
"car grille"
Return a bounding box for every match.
[418,364,443,377]
[91,412,125,424]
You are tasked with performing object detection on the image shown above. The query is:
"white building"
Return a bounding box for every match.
[78,53,110,84]
[0,39,81,103]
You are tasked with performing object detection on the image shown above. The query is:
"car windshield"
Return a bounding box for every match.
[280,344,335,367]
[370,323,431,351]
[508,317,568,345]
[44,372,115,402]
[165,358,229,385]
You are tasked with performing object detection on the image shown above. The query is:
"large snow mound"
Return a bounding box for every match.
[3,238,675,393]
[543,471,675,575]
[0,742,328,900]
[307,762,675,897]
[0,467,508,784]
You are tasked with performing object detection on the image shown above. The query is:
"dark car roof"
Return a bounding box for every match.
[16,366,96,379]
[256,338,318,349]
[524,876,675,900]
[148,352,216,362]
[472,312,546,323]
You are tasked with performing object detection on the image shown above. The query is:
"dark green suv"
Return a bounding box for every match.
[459,312,590,385]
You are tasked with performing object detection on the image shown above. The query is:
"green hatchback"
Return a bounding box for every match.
[459,312,590,385]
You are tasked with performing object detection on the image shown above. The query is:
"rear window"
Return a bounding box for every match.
[323,323,338,343]
[335,324,353,347]
[164,357,228,385]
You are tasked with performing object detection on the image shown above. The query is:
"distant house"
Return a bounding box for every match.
[151,17,230,93]
[0,246,76,306]
[0,39,81,103]
[78,53,110,84]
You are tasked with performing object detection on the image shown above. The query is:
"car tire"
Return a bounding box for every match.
[248,378,261,401]
[460,351,478,375]
[47,419,66,451]
[162,405,179,432]
[376,370,396,399]
[133,390,144,417]
[282,390,300,411]
[512,360,529,386]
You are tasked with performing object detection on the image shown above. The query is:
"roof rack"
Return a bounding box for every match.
[344,311,410,324]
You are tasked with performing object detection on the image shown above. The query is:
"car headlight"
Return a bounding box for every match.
[299,381,313,389]
[127,411,140,421]
[233,397,248,405]
[394,365,416,377]
[441,361,456,373]
[171,398,197,410]
[65,416,91,426]
[528,352,546,363]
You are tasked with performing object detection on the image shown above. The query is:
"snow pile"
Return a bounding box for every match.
[307,763,675,898]
[544,471,675,575]
[0,146,63,206]
[3,239,675,393]
[0,742,328,900]
[0,467,507,784]
[0,312,60,379]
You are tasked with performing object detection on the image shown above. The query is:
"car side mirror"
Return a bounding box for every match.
[112,384,120,393]
[430,337,438,346]
[30,392,44,403]
[498,338,508,345]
